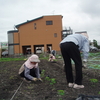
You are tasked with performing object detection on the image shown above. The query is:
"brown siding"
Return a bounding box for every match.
[13,32,20,54]
[14,45,20,54]
[14,32,19,43]
[15,15,62,54]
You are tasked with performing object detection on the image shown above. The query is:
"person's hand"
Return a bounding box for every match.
[83,59,87,62]
[38,78,43,82]
[33,78,38,81]
[83,64,87,68]
[83,59,87,68]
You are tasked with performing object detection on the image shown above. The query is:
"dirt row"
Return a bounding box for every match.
[0,59,100,100]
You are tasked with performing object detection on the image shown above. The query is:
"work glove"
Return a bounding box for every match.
[33,78,38,81]
[38,78,43,82]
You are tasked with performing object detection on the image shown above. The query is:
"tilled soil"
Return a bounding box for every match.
[0,59,100,100]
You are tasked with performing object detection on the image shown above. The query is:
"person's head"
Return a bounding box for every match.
[29,54,40,64]
[81,33,89,39]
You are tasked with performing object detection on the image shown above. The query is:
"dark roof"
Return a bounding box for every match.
[75,31,87,33]
[15,16,43,28]
[7,30,18,33]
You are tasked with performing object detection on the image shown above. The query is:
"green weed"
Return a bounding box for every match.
[27,86,33,89]
[57,90,65,96]
[45,77,56,85]
[57,90,65,100]
[45,76,51,81]
[9,76,15,80]
[50,78,56,85]
[58,98,63,100]
[40,69,45,77]
[90,79,98,83]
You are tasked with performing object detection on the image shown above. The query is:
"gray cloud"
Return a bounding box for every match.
[0,0,100,44]
[78,0,100,17]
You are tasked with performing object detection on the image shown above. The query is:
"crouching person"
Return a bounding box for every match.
[48,54,56,62]
[18,54,42,82]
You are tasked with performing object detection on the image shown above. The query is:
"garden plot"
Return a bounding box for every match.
[0,53,100,100]
[88,52,100,69]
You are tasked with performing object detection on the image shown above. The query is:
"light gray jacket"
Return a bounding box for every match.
[60,34,89,60]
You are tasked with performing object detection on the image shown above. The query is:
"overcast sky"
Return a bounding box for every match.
[0,0,100,44]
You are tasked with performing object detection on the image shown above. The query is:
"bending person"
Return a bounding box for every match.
[60,33,89,89]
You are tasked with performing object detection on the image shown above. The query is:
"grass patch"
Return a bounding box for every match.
[89,65,100,69]
[0,57,25,62]
[89,52,100,57]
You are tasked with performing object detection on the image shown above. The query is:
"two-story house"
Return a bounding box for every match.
[7,15,63,55]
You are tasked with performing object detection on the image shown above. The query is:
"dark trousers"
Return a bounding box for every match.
[20,68,37,81]
[60,42,83,85]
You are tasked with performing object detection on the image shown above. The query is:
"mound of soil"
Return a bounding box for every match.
[0,59,100,100]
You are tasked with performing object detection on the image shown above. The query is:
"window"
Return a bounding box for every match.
[34,23,36,29]
[54,33,57,37]
[46,21,53,25]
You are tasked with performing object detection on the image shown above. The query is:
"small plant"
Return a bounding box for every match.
[50,78,56,85]
[57,90,65,96]
[98,91,100,94]
[45,76,51,81]
[40,69,45,77]
[45,77,56,85]
[90,79,98,83]
[57,90,65,100]
[27,86,33,89]
[58,98,63,100]
[9,76,15,80]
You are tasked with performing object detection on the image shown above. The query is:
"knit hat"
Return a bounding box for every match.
[29,54,40,62]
